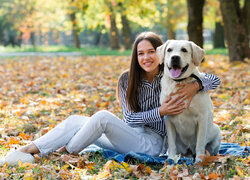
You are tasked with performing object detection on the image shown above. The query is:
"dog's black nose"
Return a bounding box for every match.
[171,56,181,68]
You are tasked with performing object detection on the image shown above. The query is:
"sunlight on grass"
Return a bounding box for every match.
[0,45,227,55]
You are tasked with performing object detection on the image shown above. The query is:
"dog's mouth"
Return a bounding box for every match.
[168,64,189,78]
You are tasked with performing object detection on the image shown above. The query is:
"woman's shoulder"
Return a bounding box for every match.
[118,70,129,89]
[119,70,129,82]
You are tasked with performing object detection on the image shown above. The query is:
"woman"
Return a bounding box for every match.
[0,32,220,166]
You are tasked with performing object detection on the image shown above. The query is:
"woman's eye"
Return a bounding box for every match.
[167,48,172,52]
[181,48,187,52]
[138,53,143,56]
[150,50,155,53]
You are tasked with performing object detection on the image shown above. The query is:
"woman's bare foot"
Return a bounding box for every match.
[56,146,69,153]
[19,143,40,154]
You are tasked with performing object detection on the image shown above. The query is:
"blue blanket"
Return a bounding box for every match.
[82,143,249,165]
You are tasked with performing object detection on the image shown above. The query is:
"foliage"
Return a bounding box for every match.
[0,55,249,178]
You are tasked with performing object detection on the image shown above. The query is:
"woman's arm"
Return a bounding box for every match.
[200,73,221,92]
[173,73,221,108]
[118,73,163,127]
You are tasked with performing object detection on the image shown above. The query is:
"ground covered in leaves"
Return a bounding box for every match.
[0,55,249,179]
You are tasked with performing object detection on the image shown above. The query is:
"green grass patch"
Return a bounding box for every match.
[206,48,228,55]
[0,45,132,56]
[0,45,228,56]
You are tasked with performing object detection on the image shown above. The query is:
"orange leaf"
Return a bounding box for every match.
[41,100,47,105]
[145,166,152,174]
[208,172,218,179]
[19,132,26,139]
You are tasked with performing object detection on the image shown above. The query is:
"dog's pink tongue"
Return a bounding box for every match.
[170,68,182,78]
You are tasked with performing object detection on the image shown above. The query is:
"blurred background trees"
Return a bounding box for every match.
[0,0,249,61]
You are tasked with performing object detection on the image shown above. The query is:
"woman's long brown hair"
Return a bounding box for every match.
[117,32,164,112]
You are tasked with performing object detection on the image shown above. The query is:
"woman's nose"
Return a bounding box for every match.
[144,53,149,59]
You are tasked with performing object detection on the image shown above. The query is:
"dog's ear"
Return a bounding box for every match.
[156,41,170,64]
[190,41,205,66]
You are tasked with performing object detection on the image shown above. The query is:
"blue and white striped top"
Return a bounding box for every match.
[118,70,221,136]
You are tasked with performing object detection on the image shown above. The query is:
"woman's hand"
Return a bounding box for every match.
[159,96,186,116]
[171,81,200,108]
[159,81,200,117]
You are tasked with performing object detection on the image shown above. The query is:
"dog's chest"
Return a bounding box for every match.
[160,76,193,106]
[170,110,199,133]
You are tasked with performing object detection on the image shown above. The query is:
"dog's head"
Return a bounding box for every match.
[156,40,205,80]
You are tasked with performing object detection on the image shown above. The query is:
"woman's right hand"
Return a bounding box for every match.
[159,96,185,116]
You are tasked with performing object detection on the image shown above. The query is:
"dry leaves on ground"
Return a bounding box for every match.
[0,55,249,179]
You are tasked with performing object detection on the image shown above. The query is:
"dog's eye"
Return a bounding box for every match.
[167,48,172,52]
[181,48,187,53]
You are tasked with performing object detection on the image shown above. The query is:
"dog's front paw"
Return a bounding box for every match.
[168,154,181,164]
[195,154,205,163]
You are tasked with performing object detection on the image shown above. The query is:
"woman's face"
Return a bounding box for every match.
[137,40,159,77]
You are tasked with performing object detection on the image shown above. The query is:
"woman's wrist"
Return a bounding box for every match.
[159,107,164,117]
[194,81,201,92]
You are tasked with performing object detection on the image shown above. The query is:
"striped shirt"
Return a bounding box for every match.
[118,71,221,136]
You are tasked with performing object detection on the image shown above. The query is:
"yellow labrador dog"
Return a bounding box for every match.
[157,40,221,162]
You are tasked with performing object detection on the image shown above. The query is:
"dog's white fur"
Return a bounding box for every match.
[157,40,221,162]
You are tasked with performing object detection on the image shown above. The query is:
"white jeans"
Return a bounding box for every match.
[33,110,163,156]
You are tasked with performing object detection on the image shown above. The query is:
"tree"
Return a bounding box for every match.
[187,0,205,47]
[67,0,89,48]
[69,5,80,48]
[118,2,131,49]
[213,22,225,48]
[108,2,120,49]
[220,0,250,61]
[166,0,176,39]
[203,0,225,48]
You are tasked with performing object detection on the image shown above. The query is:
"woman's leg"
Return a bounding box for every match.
[29,115,89,155]
[0,115,89,166]
[66,110,163,156]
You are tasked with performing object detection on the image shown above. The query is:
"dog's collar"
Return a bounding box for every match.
[173,74,204,91]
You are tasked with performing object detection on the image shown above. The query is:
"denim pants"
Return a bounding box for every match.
[33,110,163,156]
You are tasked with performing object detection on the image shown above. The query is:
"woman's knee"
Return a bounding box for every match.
[90,110,116,127]
[64,115,87,127]
[92,110,115,120]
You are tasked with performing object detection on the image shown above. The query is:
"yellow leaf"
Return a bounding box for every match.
[23,172,33,179]
[236,166,243,177]
[61,164,69,170]
[95,171,110,179]
[63,73,69,77]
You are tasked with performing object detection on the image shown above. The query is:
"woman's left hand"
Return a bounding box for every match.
[171,81,200,108]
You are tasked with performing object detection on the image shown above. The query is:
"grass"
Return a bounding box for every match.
[0,45,132,56]
[0,45,228,56]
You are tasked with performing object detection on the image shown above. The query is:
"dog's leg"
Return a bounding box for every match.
[206,125,222,155]
[195,115,207,163]
[167,119,177,159]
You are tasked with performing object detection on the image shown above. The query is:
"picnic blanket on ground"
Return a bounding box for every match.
[81,143,250,165]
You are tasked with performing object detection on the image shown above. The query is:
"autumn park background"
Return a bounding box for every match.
[0,0,249,179]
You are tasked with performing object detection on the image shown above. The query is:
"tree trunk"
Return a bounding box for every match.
[166,0,176,39]
[213,22,225,48]
[109,5,120,49]
[220,0,250,61]
[30,32,36,48]
[187,0,205,47]
[17,31,22,47]
[69,12,80,48]
[242,0,250,37]
[94,31,101,46]
[121,14,131,49]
